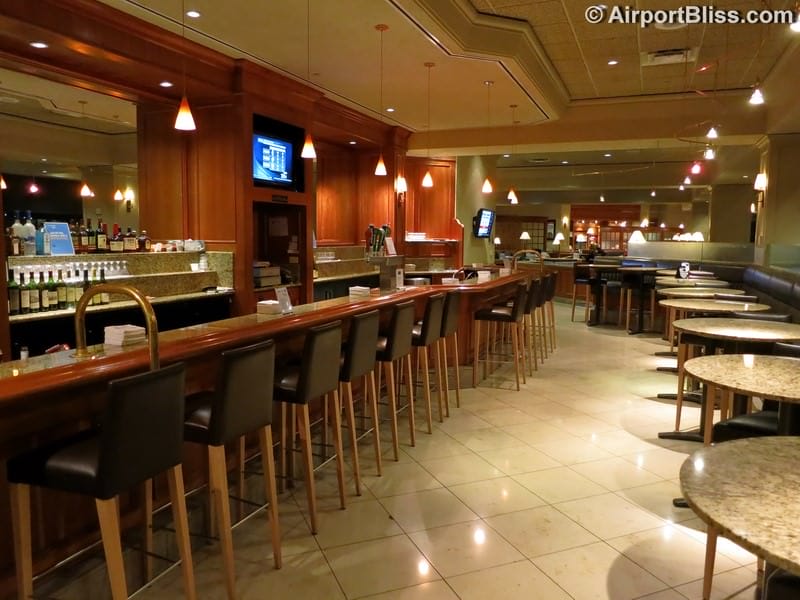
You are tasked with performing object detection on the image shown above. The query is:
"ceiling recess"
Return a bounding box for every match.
[641,48,698,67]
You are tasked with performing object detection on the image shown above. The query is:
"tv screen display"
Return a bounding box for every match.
[253,135,293,185]
[474,209,495,238]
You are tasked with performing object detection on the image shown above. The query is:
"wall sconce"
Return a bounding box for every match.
[561,215,569,228]
[124,187,135,213]
[493,236,501,245]
[395,175,407,194]
[753,172,767,191]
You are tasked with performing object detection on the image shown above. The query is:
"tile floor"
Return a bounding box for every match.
[135,304,759,600]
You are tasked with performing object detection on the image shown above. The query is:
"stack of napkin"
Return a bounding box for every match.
[104,325,147,346]
[348,286,371,299]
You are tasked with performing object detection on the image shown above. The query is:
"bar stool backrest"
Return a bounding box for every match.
[380,300,415,361]
[417,293,445,346]
[508,282,528,322]
[341,310,380,382]
[297,321,343,403]
[524,279,541,314]
[545,272,557,300]
[209,339,276,446]
[97,362,186,499]
[535,277,547,308]
[440,292,461,338]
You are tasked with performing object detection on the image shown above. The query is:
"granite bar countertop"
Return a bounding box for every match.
[672,317,800,341]
[684,354,800,402]
[680,437,800,577]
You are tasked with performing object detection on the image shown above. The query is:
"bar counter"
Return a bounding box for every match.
[0,270,530,597]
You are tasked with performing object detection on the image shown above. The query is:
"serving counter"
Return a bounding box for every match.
[0,270,531,596]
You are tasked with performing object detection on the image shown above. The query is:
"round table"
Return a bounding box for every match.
[656,278,730,288]
[681,437,800,599]
[657,287,745,299]
[672,317,800,343]
[656,269,717,278]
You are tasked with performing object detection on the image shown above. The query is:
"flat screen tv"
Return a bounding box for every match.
[473,208,495,238]
[252,114,305,192]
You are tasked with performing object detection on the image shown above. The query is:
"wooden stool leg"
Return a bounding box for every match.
[328,390,347,510]
[440,338,451,417]
[278,402,287,493]
[95,496,128,600]
[618,288,625,326]
[433,341,445,423]
[419,347,434,432]
[472,319,480,388]
[208,445,236,600]
[452,332,462,407]
[510,323,521,391]
[365,372,382,475]
[236,437,246,522]
[404,354,418,443]
[141,478,154,582]
[166,466,197,600]
[9,483,33,600]
[625,290,633,331]
[516,320,526,385]
[602,286,608,323]
[296,404,318,534]
[342,382,362,496]
[702,525,718,600]
[484,322,491,378]
[650,289,656,331]
[570,284,578,321]
[584,283,591,323]
[258,426,282,569]
[548,300,557,350]
[383,361,401,458]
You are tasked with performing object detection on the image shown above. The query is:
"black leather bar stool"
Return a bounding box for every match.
[571,269,592,322]
[7,364,196,600]
[473,282,528,391]
[183,340,281,599]
[520,278,541,375]
[274,320,343,535]
[412,293,445,424]
[438,292,462,410]
[339,310,381,496]
[534,275,549,361]
[376,300,417,457]
[542,273,558,353]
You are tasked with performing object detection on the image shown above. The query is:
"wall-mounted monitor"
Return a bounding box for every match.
[252,114,305,192]
[473,208,495,238]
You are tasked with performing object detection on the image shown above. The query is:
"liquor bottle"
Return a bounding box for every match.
[47,271,58,309]
[65,269,77,309]
[87,218,97,253]
[79,220,89,254]
[22,211,36,256]
[81,269,91,304]
[123,227,138,252]
[11,212,25,241]
[56,269,67,310]
[96,220,108,252]
[109,224,124,253]
[28,271,40,313]
[69,220,80,252]
[38,272,50,311]
[137,230,151,252]
[99,268,110,305]
[6,227,21,257]
[90,267,100,305]
[7,269,20,316]
[35,221,51,256]
[19,272,31,314]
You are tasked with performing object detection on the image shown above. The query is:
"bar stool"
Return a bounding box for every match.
[7,363,196,600]
[438,292,462,411]
[619,272,657,331]
[274,321,343,535]
[520,278,541,375]
[183,340,281,600]
[473,282,528,391]
[534,276,549,361]
[543,272,558,352]
[376,300,417,457]
[412,293,445,423]
[570,269,592,322]
[339,310,381,496]
[600,269,623,324]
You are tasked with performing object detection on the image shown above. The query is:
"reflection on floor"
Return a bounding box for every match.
[55,304,760,600]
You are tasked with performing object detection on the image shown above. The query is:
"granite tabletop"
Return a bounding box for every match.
[673,317,800,341]
[659,298,770,312]
[658,287,745,298]
[684,354,800,402]
[656,269,717,277]
[656,278,730,288]
[680,437,800,577]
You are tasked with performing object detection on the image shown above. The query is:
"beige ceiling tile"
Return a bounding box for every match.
[638,28,705,53]
[543,40,583,60]
[552,58,590,75]
[533,22,577,44]
[581,36,640,56]
[571,22,638,41]
[568,82,600,98]
[594,80,644,98]
[641,62,694,78]
[484,5,534,20]
[525,1,568,25]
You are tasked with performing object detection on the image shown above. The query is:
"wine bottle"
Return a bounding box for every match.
[19,272,31,315]
[38,272,50,311]
[69,220,79,253]
[81,269,91,304]
[99,268,110,304]
[87,218,97,253]
[65,269,77,309]
[56,269,67,310]
[7,269,20,316]
[96,220,108,252]
[47,271,58,309]
[79,220,89,254]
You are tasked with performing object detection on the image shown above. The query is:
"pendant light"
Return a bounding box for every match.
[506,104,518,204]
[421,62,434,188]
[80,183,94,198]
[706,126,718,139]
[0,175,6,190]
[481,80,494,194]
[703,146,716,160]
[374,24,388,176]
[114,189,124,201]
[749,81,764,105]
[300,0,317,159]
[174,0,196,131]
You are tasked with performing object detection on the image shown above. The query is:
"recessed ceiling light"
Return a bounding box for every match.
[650,190,656,197]
[603,153,612,158]
[503,154,510,158]
[742,175,749,179]
[607,59,619,66]
[186,10,201,18]
[159,81,174,88]
[385,107,395,112]
[41,158,47,162]
[30,41,48,49]
[348,140,357,145]
[561,160,569,164]
[41,170,47,174]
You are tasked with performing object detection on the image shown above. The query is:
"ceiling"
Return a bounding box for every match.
[2,0,796,197]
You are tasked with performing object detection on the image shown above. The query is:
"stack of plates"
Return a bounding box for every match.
[104,325,147,346]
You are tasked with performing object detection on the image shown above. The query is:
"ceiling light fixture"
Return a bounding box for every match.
[28,181,39,194]
[706,126,718,139]
[80,183,94,198]
[374,24,389,176]
[506,104,519,203]
[186,9,200,17]
[114,189,124,201]
[703,146,716,160]
[607,59,619,66]
[174,0,196,131]
[679,184,685,191]
[348,141,357,145]
[684,176,692,185]
[421,62,435,188]
[640,218,649,228]
[561,160,569,164]
[749,82,765,105]
[604,153,612,158]
[300,0,317,159]
[481,80,494,194]
[600,193,605,202]
[385,107,395,112]
[0,175,6,190]
[690,162,702,175]
[29,41,48,49]
[650,190,656,197]
[159,81,174,88]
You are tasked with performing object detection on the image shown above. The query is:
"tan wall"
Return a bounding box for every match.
[456,156,495,266]
[709,184,756,243]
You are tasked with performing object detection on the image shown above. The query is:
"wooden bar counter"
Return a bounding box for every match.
[0,271,529,597]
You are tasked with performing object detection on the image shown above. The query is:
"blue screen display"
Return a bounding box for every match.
[475,209,495,238]
[252,135,293,184]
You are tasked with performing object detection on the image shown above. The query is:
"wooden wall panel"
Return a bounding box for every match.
[315,149,358,246]
[357,153,394,241]
[0,189,8,361]
[407,159,456,239]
